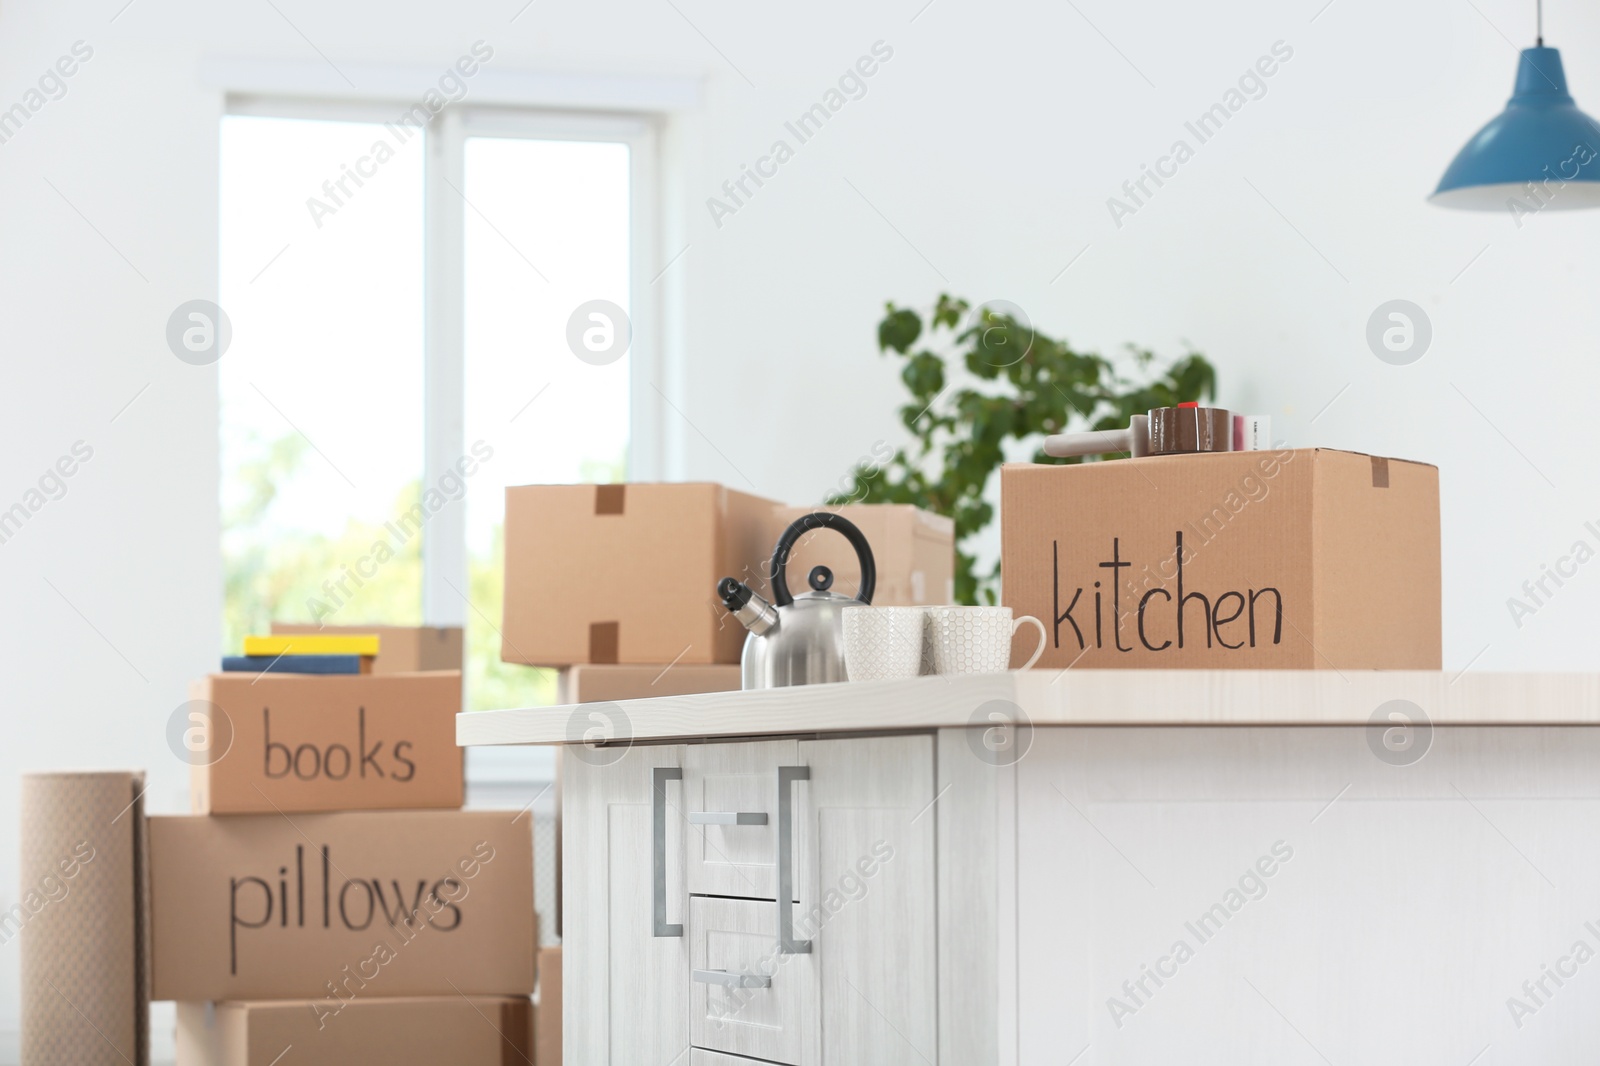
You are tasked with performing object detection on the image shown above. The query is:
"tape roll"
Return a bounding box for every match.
[1147,406,1233,455]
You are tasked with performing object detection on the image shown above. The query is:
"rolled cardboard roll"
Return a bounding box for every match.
[20,771,148,1066]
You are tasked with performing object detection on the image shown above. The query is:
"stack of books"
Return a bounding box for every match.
[221,633,381,676]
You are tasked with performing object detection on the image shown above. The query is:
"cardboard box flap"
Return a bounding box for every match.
[503,482,778,666]
[999,447,1439,475]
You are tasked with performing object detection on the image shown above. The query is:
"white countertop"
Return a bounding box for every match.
[456,670,1600,746]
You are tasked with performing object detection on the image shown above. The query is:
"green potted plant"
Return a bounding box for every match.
[829,295,1217,604]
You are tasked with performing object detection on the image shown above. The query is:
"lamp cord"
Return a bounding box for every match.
[1537,0,1543,45]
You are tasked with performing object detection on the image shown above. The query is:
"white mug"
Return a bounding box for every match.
[928,606,1047,675]
[843,607,929,683]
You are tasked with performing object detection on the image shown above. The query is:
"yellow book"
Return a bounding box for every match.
[242,634,381,657]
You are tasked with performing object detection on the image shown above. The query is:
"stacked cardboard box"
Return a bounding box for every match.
[556,663,743,703]
[155,630,537,1065]
[1001,449,1442,669]
[501,484,956,700]
[502,483,780,668]
[766,503,955,606]
[535,946,561,1066]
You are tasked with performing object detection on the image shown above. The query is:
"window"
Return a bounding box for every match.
[219,102,653,714]
[219,110,428,650]
[458,114,640,712]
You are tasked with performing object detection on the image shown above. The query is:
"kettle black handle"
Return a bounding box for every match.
[770,512,875,607]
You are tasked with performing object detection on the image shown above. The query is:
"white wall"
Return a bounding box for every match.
[1,0,1597,1047]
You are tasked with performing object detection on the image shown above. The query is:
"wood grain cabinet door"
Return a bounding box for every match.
[798,734,939,1065]
[562,743,691,1066]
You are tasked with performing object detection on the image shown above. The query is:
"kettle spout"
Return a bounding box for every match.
[718,578,779,637]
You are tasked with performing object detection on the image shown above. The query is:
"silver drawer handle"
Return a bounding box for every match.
[687,811,768,826]
[652,767,683,938]
[693,969,773,989]
[777,765,811,954]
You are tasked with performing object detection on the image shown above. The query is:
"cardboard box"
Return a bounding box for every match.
[767,503,954,605]
[270,623,464,674]
[557,663,742,703]
[502,482,779,666]
[149,810,535,1001]
[176,996,532,1065]
[189,672,463,815]
[536,947,561,1066]
[1001,448,1441,670]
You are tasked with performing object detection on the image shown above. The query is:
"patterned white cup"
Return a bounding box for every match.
[928,606,1047,675]
[843,607,929,682]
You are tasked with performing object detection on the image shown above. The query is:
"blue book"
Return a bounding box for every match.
[221,655,364,675]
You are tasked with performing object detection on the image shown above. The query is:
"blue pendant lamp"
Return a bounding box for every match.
[1431,0,1600,209]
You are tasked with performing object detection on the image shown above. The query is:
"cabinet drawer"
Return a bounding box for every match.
[684,739,805,900]
[689,896,816,1065]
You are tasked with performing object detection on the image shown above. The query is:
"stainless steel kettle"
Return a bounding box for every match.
[717,512,876,689]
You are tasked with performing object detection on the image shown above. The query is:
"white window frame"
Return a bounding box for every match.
[426,105,661,624]
[221,96,663,628]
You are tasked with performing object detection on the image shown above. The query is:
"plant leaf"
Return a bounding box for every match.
[860,296,1216,604]
[878,304,922,354]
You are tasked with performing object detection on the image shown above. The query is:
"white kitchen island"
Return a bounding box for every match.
[459,671,1600,1066]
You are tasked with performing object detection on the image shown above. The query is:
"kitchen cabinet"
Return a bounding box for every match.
[563,734,935,1066]
[466,671,1600,1065]
[562,743,690,1064]
[800,735,936,1065]
[1006,725,1600,1065]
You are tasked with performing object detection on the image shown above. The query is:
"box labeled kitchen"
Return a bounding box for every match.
[270,622,464,674]
[502,482,779,666]
[149,809,534,1001]
[189,672,462,814]
[767,503,953,605]
[176,996,532,1065]
[1001,448,1441,670]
